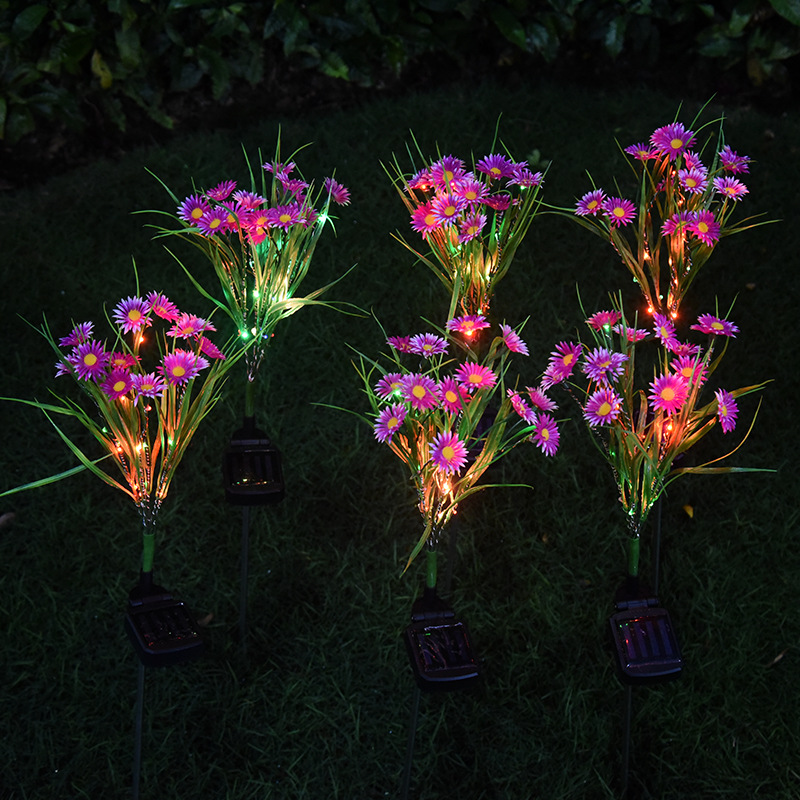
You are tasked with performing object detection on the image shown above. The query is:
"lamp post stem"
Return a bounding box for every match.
[132,661,145,800]
[400,685,422,800]
[653,498,662,597]
[239,506,251,653]
[621,684,633,799]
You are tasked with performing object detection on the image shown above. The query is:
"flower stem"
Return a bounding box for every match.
[142,529,155,574]
[244,375,256,419]
[425,546,437,590]
[627,534,640,579]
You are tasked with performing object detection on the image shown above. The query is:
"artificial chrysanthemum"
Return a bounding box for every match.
[74,340,109,380]
[374,404,408,443]
[458,212,487,243]
[430,193,466,226]
[101,368,134,400]
[649,373,688,415]
[688,210,720,246]
[454,362,498,392]
[446,314,490,337]
[375,372,405,400]
[429,155,466,188]
[169,313,215,339]
[161,350,208,386]
[507,389,537,424]
[409,333,448,358]
[624,142,655,161]
[713,176,749,201]
[575,189,606,216]
[439,377,468,414]
[650,122,695,158]
[197,207,229,236]
[719,145,751,174]
[58,322,93,348]
[581,347,628,385]
[500,323,529,355]
[678,168,708,194]
[145,292,181,322]
[583,388,623,427]
[548,341,582,379]
[429,431,469,474]
[531,413,559,456]
[452,177,488,205]
[525,386,558,411]
[198,336,226,360]
[653,313,678,349]
[206,179,236,201]
[387,335,413,352]
[267,204,302,230]
[131,372,167,401]
[661,211,694,237]
[612,324,650,342]
[410,203,441,235]
[113,296,150,333]
[400,373,439,411]
[671,354,707,386]
[603,196,636,227]
[690,313,739,337]
[108,351,140,370]
[324,177,351,206]
[476,154,514,180]
[177,194,210,224]
[586,310,622,331]
[714,389,738,433]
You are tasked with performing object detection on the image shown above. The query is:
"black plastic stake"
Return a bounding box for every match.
[239,506,251,652]
[132,662,145,800]
[621,684,633,798]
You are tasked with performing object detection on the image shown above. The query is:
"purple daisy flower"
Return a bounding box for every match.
[452,177,488,206]
[713,176,749,201]
[575,189,606,216]
[374,404,407,443]
[232,190,266,210]
[439,377,468,414]
[267,204,302,230]
[454,362,498,392]
[476,154,515,180]
[458,212,487,243]
[678,168,708,194]
[612,324,650,342]
[197,207,229,236]
[101,368,134,400]
[206,180,236,201]
[169,313,215,339]
[508,167,543,188]
[649,373,688,415]
[583,388,623,427]
[113,296,149,334]
[653,313,678,349]
[430,193,466,226]
[718,145,750,174]
[446,315,490,337]
[58,322,93,348]
[624,143,656,161]
[500,324,529,355]
[430,431,469,474]
[548,341,582,379]
[715,389,738,433]
[400,374,439,411]
[525,386,558,412]
[650,122,695,158]
[586,310,622,331]
[387,335,413,353]
[483,193,512,211]
[161,350,208,386]
[531,413,560,456]
[688,210,720,246]
[262,160,295,181]
[177,194,210,224]
[108,351,139,370]
[131,372,167,401]
[671,354,707,386]
[582,347,628,385]
[690,313,739,337]
[146,292,181,322]
[409,333,448,358]
[411,202,441,235]
[324,177,350,206]
[375,372,405,400]
[198,336,226,361]
[74,340,109,381]
[603,197,636,227]
[507,389,537,424]
[661,211,694,237]
[429,155,467,189]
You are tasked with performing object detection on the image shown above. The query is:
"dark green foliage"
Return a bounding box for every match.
[2,0,800,147]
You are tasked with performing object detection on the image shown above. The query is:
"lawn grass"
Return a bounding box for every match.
[1,77,798,799]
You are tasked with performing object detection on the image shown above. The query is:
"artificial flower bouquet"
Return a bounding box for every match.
[572,117,766,318]
[545,301,768,578]
[353,312,560,578]
[18,290,241,575]
[146,140,352,416]
[388,147,545,318]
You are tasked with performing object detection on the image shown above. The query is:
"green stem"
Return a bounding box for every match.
[244,376,256,419]
[142,529,155,574]
[425,547,437,590]
[627,534,640,579]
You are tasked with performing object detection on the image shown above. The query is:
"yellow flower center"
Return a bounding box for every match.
[598,401,612,416]
[279,213,292,224]
[442,445,455,461]
[191,207,203,219]
[490,166,502,176]
[444,205,456,217]
[113,380,127,393]
[698,222,709,234]
[128,309,141,322]
[561,354,574,367]
[613,206,625,218]
[670,137,684,150]
[711,321,724,330]
[209,217,222,229]
[412,385,426,399]
[587,200,599,211]
[424,213,436,227]
[661,387,675,402]
[388,415,399,429]
[541,428,550,441]
[84,353,97,366]
[172,365,186,378]
[445,390,458,404]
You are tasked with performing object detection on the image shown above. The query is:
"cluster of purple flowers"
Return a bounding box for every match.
[372,314,559,464]
[575,122,751,246]
[406,153,543,243]
[543,308,741,434]
[176,162,350,244]
[56,293,225,401]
